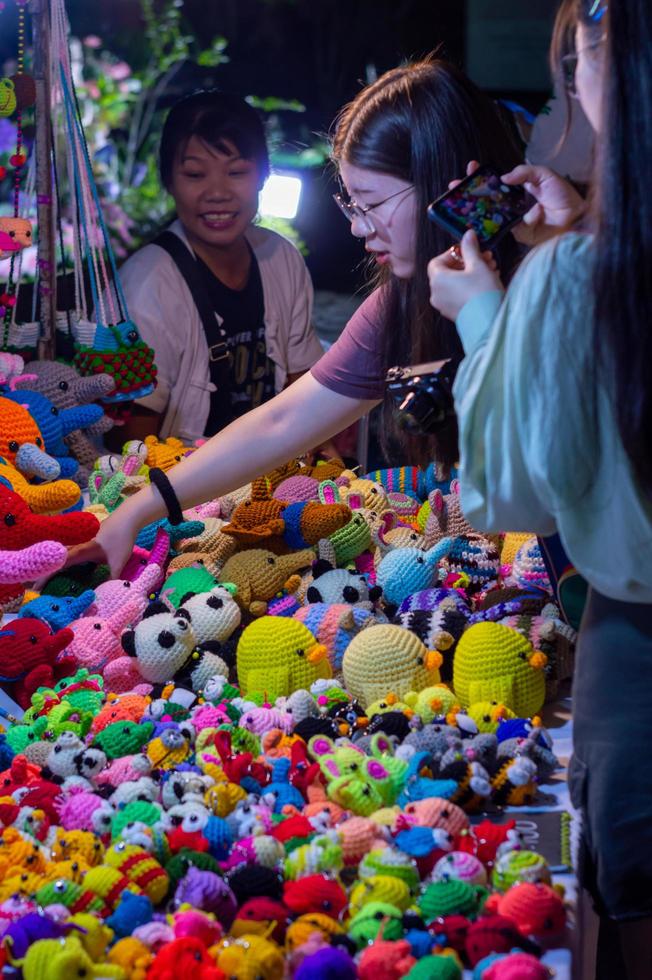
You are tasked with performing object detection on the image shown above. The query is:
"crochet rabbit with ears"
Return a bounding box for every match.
[424,479,478,547]
[318,480,372,564]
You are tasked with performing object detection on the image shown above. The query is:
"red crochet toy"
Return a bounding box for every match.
[0,619,75,707]
[0,484,99,608]
[146,937,225,980]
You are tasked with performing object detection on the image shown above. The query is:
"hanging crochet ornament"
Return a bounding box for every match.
[50,0,156,404]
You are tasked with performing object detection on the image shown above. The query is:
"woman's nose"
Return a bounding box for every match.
[350,213,372,239]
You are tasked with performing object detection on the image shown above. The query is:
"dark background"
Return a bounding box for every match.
[1,0,558,293]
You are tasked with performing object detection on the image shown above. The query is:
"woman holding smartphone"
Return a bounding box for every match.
[428,1,652,975]
[68,56,522,576]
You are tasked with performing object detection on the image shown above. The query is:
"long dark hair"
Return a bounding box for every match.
[586,0,652,496]
[331,58,523,467]
[159,90,270,191]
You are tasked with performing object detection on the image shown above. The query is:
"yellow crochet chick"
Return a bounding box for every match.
[501,532,535,568]
[0,834,49,878]
[464,701,517,733]
[453,621,548,718]
[342,623,443,709]
[221,548,315,616]
[236,616,331,701]
[0,457,80,513]
[108,937,153,980]
[146,732,192,770]
[366,692,414,718]
[213,933,285,980]
[404,684,459,724]
[15,935,126,980]
[50,857,90,883]
[51,828,106,866]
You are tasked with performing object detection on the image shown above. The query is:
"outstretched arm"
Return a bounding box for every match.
[68,372,379,576]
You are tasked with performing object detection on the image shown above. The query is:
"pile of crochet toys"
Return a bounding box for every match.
[0,403,575,978]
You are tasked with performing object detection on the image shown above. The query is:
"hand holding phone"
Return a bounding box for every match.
[428,164,532,250]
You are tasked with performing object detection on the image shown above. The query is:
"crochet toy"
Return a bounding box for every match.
[293,602,382,671]
[142,435,196,471]
[305,559,381,606]
[423,481,478,546]
[439,535,501,594]
[220,547,315,616]
[6,388,104,481]
[91,562,163,619]
[0,396,60,481]
[101,603,194,688]
[0,619,74,707]
[342,623,444,708]
[0,455,81,513]
[365,462,455,501]
[121,528,170,583]
[65,598,144,674]
[376,539,455,608]
[0,483,99,596]
[22,360,116,480]
[221,493,351,554]
[318,483,372,564]
[484,882,566,943]
[236,616,331,700]
[18,590,96,630]
[453,623,548,717]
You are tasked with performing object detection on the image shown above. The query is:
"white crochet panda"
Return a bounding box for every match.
[120,602,197,684]
[43,732,107,785]
[306,559,382,606]
[177,586,240,689]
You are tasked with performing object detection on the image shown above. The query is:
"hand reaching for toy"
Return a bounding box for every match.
[62,506,141,579]
[428,230,503,323]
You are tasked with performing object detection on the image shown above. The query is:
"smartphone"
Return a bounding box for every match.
[427,164,531,249]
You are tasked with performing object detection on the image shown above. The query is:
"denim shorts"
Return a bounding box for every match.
[569,588,652,920]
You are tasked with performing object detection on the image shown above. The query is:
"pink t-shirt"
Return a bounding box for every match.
[310,289,386,401]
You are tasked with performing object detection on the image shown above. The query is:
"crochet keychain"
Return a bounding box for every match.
[49,0,157,407]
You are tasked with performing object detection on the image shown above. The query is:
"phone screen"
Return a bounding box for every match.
[427,165,531,248]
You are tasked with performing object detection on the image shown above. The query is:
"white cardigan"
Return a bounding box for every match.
[118,220,325,442]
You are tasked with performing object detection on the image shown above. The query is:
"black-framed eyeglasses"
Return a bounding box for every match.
[561,36,606,95]
[333,185,413,232]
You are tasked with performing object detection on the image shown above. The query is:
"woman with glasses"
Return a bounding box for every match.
[68,56,523,579]
[429,2,652,974]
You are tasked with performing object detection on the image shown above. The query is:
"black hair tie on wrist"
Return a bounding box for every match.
[149,467,184,526]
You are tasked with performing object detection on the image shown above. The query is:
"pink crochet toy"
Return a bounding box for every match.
[66,598,144,672]
[121,529,170,583]
[55,786,114,836]
[91,563,163,619]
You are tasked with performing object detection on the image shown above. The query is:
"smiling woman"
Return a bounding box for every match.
[113,90,325,444]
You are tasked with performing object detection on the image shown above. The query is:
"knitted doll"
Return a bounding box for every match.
[22,360,116,481]
[6,388,104,482]
[0,395,63,482]
[0,455,81,513]
[453,622,548,718]
[237,616,331,700]
[220,548,315,617]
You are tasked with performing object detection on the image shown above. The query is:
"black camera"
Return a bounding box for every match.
[385,359,457,435]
